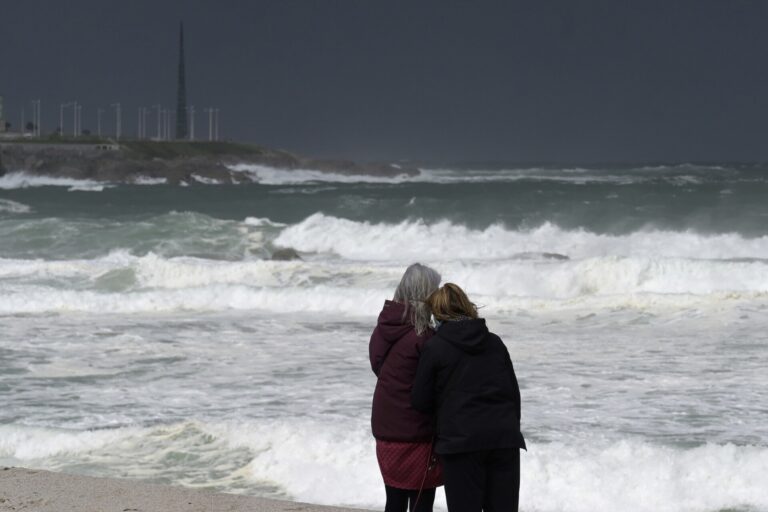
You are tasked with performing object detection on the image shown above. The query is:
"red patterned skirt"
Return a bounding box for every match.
[376,440,444,490]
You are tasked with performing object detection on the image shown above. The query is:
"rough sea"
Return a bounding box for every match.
[0,163,766,512]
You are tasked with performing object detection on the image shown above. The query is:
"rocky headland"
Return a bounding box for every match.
[0,139,415,184]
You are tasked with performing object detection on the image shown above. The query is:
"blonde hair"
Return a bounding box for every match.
[426,283,478,321]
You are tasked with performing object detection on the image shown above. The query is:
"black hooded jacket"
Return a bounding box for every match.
[411,318,526,454]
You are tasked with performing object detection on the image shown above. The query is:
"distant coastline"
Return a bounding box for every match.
[0,139,415,185]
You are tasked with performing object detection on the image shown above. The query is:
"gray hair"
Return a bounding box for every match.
[393,263,441,336]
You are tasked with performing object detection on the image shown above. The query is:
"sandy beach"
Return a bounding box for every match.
[0,467,365,512]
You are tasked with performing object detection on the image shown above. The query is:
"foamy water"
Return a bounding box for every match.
[0,171,110,191]
[1,165,767,511]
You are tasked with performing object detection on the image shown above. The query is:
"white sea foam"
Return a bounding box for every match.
[1,421,766,512]
[243,216,288,227]
[229,163,600,185]
[0,424,140,460]
[0,172,108,190]
[417,168,641,185]
[228,163,413,184]
[0,281,385,316]
[0,165,749,189]
[226,164,719,185]
[0,199,32,213]
[522,440,768,512]
[2,211,768,316]
[275,213,768,261]
[67,184,108,192]
[132,176,168,185]
[1,251,767,315]
[190,174,222,184]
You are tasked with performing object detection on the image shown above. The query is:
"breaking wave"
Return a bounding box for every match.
[1,250,767,315]
[1,421,766,512]
[227,163,765,186]
[2,213,768,315]
[228,163,414,184]
[275,213,768,261]
[0,198,32,214]
[0,172,110,191]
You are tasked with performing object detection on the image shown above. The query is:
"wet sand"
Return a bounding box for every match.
[0,467,367,512]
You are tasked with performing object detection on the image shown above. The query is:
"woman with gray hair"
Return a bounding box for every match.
[369,263,443,512]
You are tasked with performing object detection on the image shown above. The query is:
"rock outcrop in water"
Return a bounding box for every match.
[270,248,302,261]
[0,140,416,185]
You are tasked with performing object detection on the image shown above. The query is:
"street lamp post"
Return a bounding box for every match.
[97,108,104,138]
[205,108,213,141]
[111,103,121,140]
[165,109,172,140]
[74,103,82,137]
[59,102,74,137]
[188,106,195,141]
[138,107,149,139]
[154,104,162,140]
[30,100,41,137]
[214,109,220,141]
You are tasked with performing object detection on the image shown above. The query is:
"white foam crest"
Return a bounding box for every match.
[0,251,135,280]
[3,280,765,316]
[0,283,385,315]
[416,168,641,184]
[275,213,768,261]
[131,254,331,289]
[243,216,288,227]
[229,163,413,184]
[132,176,168,185]
[440,256,768,300]
[226,164,689,185]
[68,184,108,192]
[190,174,222,184]
[0,172,108,190]
[0,252,389,290]
[523,440,768,512]
[0,424,139,460]
[4,421,765,512]
[2,250,768,314]
[0,198,32,213]
[213,419,387,507]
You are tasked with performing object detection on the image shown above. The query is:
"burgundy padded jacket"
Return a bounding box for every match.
[370,300,435,442]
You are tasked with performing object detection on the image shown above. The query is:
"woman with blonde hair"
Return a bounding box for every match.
[369,263,443,512]
[412,283,525,512]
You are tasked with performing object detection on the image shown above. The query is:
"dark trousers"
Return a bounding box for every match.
[384,485,436,512]
[440,448,520,512]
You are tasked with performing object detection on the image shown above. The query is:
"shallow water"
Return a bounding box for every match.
[1,164,767,511]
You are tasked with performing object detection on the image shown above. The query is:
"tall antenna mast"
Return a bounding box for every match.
[176,21,188,139]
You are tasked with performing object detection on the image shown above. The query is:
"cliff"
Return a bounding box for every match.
[0,140,415,184]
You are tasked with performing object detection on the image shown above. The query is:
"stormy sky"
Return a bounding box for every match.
[2,0,768,163]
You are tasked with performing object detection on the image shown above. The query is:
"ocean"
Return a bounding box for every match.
[0,163,766,512]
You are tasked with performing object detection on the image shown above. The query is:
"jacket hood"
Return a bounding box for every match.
[376,300,413,343]
[437,318,489,354]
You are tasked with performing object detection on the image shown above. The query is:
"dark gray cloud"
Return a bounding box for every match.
[2,0,768,162]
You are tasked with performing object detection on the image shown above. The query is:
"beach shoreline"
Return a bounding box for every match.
[0,467,368,512]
